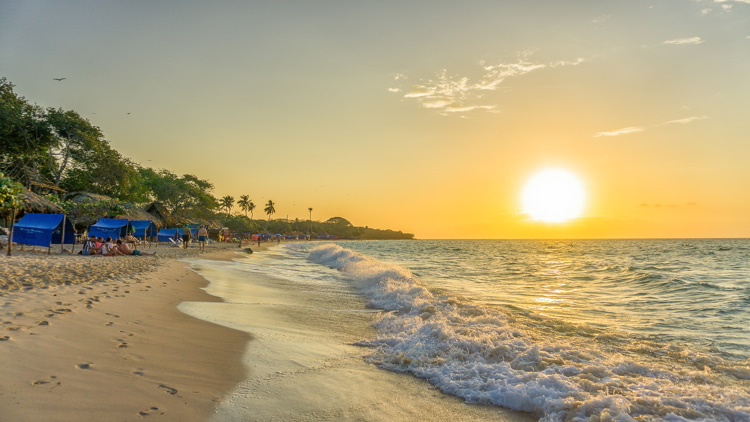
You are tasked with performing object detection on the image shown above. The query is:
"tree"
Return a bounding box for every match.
[248,200,255,219]
[44,108,104,187]
[221,195,234,215]
[0,77,55,182]
[0,172,24,215]
[141,169,219,218]
[237,195,250,217]
[264,200,276,228]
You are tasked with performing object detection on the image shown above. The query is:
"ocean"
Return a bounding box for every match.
[185,239,750,421]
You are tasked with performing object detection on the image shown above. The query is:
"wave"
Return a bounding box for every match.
[308,244,750,422]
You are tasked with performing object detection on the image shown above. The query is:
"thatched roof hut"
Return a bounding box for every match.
[144,202,172,227]
[20,188,64,215]
[115,204,164,229]
[64,191,114,204]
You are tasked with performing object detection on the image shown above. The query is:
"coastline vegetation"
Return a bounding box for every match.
[0,77,413,240]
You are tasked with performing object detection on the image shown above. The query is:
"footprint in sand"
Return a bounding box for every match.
[1,335,9,341]
[158,384,178,395]
[105,322,114,327]
[75,363,92,369]
[31,375,58,386]
[37,320,49,326]
[131,370,145,376]
[105,313,120,318]
[137,406,161,417]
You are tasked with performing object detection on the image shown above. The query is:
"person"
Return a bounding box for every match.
[115,239,156,256]
[125,231,140,247]
[182,226,191,249]
[99,237,112,256]
[102,237,122,256]
[197,225,208,251]
[82,235,99,255]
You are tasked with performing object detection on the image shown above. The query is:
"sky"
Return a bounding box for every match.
[1,0,749,239]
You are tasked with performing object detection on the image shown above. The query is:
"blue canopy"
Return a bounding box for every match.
[88,218,130,240]
[13,213,75,247]
[157,228,179,242]
[130,220,157,238]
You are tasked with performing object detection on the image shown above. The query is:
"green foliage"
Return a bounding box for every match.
[220,195,234,215]
[237,195,251,217]
[220,214,261,234]
[0,77,55,159]
[140,169,218,218]
[48,197,125,219]
[0,173,24,212]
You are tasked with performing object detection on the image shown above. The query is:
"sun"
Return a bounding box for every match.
[522,168,585,223]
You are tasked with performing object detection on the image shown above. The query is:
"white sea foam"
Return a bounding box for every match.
[308,243,750,422]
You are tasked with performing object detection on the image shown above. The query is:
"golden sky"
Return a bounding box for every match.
[2,1,748,238]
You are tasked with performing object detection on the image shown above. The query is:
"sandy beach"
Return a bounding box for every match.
[0,241,257,421]
[1,240,535,422]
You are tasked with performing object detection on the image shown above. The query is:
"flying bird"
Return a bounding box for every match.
[53,78,66,81]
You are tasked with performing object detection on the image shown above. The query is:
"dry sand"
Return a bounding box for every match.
[1,240,537,421]
[0,241,255,421]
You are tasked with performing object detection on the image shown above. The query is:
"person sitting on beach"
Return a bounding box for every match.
[82,235,99,255]
[197,225,208,251]
[124,232,140,247]
[101,237,122,256]
[115,239,156,256]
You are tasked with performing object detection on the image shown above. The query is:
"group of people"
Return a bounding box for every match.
[180,225,209,251]
[82,234,155,257]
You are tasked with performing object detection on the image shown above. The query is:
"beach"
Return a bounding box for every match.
[0,241,534,422]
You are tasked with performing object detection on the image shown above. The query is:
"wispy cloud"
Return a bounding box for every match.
[662,115,709,125]
[592,14,611,23]
[593,127,644,138]
[714,0,750,4]
[391,53,585,116]
[663,37,705,45]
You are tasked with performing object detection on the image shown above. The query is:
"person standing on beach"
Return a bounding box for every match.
[197,225,208,251]
[182,226,191,249]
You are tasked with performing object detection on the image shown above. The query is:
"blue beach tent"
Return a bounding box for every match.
[157,228,178,242]
[13,213,75,247]
[88,218,131,240]
[130,220,157,239]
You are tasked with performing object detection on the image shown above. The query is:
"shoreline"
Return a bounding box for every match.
[0,241,266,421]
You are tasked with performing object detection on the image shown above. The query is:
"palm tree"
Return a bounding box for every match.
[308,207,313,238]
[248,201,256,219]
[264,200,276,228]
[238,195,250,217]
[221,195,234,215]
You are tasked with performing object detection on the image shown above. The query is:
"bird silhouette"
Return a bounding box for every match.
[53,78,66,81]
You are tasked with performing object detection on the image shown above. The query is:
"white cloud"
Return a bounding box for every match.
[663,37,704,45]
[714,0,750,3]
[663,116,709,125]
[701,8,713,14]
[593,127,644,138]
[592,14,611,23]
[391,52,585,116]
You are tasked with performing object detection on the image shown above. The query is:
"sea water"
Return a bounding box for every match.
[190,239,750,421]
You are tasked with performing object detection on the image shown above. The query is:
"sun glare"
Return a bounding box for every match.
[522,168,585,223]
